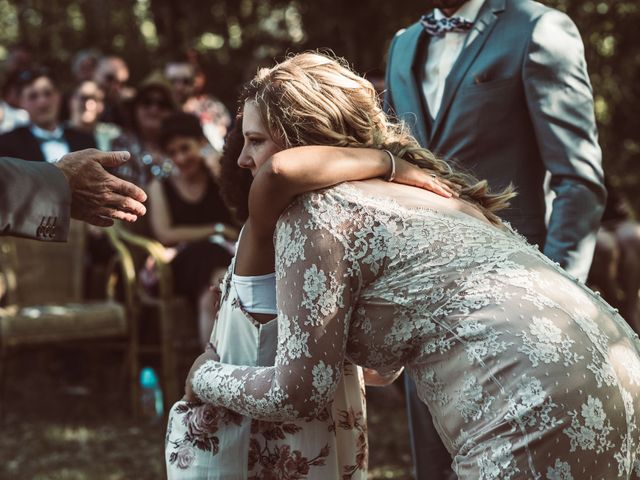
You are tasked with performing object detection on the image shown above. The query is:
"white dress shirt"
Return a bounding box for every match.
[422,0,486,118]
[0,101,28,134]
[30,124,69,163]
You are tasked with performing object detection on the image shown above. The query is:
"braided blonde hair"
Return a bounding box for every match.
[240,52,515,224]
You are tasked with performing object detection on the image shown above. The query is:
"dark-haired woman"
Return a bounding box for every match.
[148,112,236,347]
[111,75,177,187]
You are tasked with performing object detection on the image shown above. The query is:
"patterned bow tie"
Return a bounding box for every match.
[421,13,474,37]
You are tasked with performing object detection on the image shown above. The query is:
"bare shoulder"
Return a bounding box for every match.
[147,177,164,198]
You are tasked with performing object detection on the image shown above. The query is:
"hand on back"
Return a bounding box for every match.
[392,156,459,198]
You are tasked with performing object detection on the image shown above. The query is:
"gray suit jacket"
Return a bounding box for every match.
[0,157,70,241]
[385,0,606,281]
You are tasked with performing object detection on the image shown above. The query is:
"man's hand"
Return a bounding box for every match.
[183,343,220,403]
[56,149,147,227]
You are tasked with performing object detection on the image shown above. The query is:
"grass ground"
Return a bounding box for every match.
[0,349,412,480]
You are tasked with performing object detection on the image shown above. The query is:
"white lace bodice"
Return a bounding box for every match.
[193,181,640,479]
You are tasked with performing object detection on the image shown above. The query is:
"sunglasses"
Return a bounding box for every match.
[168,76,194,86]
[76,94,103,104]
[139,97,172,110]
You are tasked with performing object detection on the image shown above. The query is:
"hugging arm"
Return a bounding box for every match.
[246,146,454,241]
[191,200,363,421]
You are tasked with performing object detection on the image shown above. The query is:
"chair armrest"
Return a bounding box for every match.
[0,241,18,307]
[110,223,176,299]
[103,227,138,310]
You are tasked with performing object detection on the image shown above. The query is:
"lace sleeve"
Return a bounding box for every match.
[192,195,362,421]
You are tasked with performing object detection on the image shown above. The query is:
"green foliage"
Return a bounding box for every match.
[545,1,640,202]
[1,0,638,207]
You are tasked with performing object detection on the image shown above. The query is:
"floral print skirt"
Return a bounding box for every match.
[165,268,368,479]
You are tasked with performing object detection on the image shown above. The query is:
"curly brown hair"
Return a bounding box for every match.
[218,116,252,223]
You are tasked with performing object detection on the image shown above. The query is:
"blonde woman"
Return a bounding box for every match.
[166,119,452,479]
[187,53,640,479]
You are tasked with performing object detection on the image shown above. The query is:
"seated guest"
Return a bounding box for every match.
[0,68,95,162]
[68,80,121,151]
[111,74,176,186]
[71,49,101,83]
[147,112,236,347]
[164,54,230,152]
[59,50,103,123]
[0,70,29,134]
[94,55,133,126]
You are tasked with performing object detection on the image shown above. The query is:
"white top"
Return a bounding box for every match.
[0,101,28,134]
[232,272,277,315]
[30,124,69,163]
[166,263,367,479]
[422,0,486,118]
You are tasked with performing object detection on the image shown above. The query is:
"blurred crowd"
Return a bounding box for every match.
[0,44,237,347]
[0,40,639,359]
[0,44,230,185]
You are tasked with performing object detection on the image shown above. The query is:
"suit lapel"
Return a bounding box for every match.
[21,127,46,162]
[430,0,506,144]
[64,127,80,151]
[393,24,431,147]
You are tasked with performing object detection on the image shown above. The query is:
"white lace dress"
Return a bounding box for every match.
[193,181,640,479]
[166,255,367,479]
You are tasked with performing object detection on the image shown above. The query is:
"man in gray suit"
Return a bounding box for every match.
[385,0,606,478]
[0,149,147,241]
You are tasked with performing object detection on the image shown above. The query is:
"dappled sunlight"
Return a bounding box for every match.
[609,341,640,385]
[44,425,95,443]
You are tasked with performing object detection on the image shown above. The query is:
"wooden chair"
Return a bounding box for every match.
[109,222,194,408]
[0,221,139,417]
[109,220,236,408]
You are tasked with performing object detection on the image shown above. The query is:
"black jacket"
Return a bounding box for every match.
[0,125,96,161]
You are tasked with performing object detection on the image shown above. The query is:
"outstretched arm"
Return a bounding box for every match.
[247,146,453,241]
[1,150,146,241]
[147,179,235,246]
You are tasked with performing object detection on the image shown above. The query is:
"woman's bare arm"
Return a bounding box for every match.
[247,146,454,240]
[148,179,231,246]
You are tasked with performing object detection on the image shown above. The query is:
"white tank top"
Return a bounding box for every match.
[232,271,277,315]
[231,227,277,315]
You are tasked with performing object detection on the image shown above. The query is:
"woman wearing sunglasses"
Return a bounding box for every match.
[111,74,177,187]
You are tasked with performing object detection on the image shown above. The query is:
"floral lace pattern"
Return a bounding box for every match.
[193,182,640,479]
[167,247,367,479]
